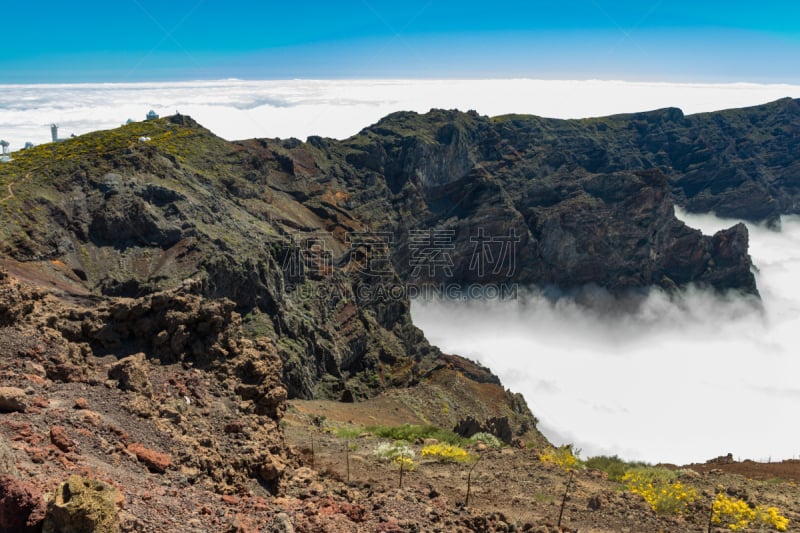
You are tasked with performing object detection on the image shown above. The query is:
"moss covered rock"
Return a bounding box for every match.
[42,475,120,533]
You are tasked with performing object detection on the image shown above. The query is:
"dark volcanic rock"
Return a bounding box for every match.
[454,415,514,444]
[339,111,758,294]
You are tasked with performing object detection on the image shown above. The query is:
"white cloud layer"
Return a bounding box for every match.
[412,211,800,465]
[2,79,800,465]
[2,79,800,150]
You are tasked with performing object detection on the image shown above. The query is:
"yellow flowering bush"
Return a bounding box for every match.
[539,445,582,471]
[421,443,474,463]
[393,455,416,471]
[622,471,696,515]
[711,492,789,531]
[760,505,791,532]
[712,492,754,530]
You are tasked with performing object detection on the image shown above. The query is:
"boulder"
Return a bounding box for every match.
[108,353,153,398]
[42,475,120,533]
[0,387,27,413]
[257,453,285,484]
[50,426,74,453]
[127,443,171,473]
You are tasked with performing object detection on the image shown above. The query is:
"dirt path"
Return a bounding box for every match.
[0,172,31,204]
[0,182,14,204]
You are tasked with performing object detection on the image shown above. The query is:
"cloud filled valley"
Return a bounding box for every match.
[413,210,800,465]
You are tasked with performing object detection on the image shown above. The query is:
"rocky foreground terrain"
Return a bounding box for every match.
[0,99,798,531]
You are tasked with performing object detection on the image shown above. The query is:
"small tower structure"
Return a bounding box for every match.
[51,124,59,142]
[0,140,11,163]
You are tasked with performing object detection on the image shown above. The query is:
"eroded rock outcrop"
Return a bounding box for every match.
[42,475,120,533]
[0,386,27,413]
[108,354,153,398]
[0,270,292,493]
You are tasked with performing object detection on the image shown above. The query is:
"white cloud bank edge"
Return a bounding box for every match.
[2,78,800,149]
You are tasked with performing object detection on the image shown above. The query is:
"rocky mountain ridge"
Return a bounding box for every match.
[0,99,798,530]
[337,108,759,293]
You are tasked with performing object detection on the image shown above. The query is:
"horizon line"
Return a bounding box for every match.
[3,77,800,88]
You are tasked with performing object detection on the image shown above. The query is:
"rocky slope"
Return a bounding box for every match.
[0,263,538,531]
[0,115,473,404]
[0,99,797,530]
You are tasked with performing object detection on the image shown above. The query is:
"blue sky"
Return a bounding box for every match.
[2,1,799,83]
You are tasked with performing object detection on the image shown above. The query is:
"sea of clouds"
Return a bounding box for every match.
[2,79,800,148]
[2,79,799,465]
[414,209,800,465]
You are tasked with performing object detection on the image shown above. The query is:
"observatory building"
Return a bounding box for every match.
[51,124,64,142]
[0,140,11,163]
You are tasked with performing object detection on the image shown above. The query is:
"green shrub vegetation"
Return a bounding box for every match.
[366,424,467,446]
[584,455,649,481]
[468,432,502,448]
[332,426,363,440]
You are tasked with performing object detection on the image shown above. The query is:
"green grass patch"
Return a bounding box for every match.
[533,492,557,504]
[332,426,363,440]
[365,424,467,446]
[623,464,678,483]
[584,455,650,481]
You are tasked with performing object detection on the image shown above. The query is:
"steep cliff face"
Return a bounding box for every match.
[490,98,800,226]
[337,109,758,294]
